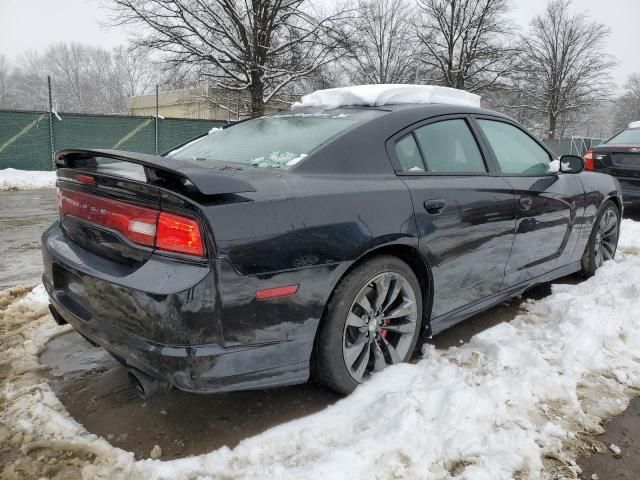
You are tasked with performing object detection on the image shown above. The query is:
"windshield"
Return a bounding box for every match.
[606,128,640,145]
[167,111,380,169]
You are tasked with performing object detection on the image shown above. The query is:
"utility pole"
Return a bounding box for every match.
[155,84,159,155]
[47,76,55,169]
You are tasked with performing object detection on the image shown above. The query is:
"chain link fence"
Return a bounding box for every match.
[0,110,225,171]
[542,137,604,158]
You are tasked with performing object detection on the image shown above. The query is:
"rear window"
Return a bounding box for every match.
[606,128,640,145]
[167,111,381,169]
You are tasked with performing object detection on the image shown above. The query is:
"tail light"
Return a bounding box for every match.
[583,150,595,171]
[156,212,204,256]
[58,188,204,257]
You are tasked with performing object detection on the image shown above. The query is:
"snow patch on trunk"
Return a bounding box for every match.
[2,220,640,479]
[250,152,307,168]
[0,168,56,191]
[293,84,481,110]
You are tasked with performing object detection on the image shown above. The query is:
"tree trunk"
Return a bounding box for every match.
[548,113,557,140]
[250,69,264,117]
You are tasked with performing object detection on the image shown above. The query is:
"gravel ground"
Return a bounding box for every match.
[1,189,639,478]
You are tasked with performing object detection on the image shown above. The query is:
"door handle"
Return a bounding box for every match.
[424,199,446,215]
[519,197,532,211]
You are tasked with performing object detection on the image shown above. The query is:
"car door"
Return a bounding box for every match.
[473,116,584,286]
[388,116,517,319]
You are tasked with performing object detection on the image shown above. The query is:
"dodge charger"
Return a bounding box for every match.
[42,85,622,396]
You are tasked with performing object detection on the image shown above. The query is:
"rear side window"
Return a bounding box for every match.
[478,119,550,175]
[413,119,486,173]
[395,135,425,172]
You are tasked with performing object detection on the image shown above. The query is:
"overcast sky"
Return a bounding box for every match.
[1,0,639,88]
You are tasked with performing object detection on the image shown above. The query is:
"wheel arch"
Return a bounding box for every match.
[579,194,621,277]
[318,243,434,336]
[606,194,622,215]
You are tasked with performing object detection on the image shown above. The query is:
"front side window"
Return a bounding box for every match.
[478,119,551,175]
[167,111,383,169]
[413,119,486,173]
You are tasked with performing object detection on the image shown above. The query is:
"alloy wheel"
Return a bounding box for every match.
[342,272,418,382]
[594,207,619,268]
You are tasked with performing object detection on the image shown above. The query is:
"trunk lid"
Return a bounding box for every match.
[54,148,258,263]
[55,148,256,196]
[591,145,640,179]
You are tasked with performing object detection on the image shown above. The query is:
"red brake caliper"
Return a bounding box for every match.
[380,319,390,338]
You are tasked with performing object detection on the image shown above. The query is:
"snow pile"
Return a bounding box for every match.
[250,152,307,168]
[618,218,640,255]
[3,220,640,480]
[0,168,56,190]
[271,112,351,119]
[293,84,481,110]
[16,283,49,305]
[0,285,115,479]
[628,121,640,129]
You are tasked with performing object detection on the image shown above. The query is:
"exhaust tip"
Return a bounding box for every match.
[127,369,167,400]
[49,304,68,326]
[127,371,146,398]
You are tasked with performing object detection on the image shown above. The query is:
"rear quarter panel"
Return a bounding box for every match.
[573,171,623,259]
[203,174,417,346]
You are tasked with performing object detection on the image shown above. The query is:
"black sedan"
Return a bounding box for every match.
[584,122,640,204]
[42,102,622,396]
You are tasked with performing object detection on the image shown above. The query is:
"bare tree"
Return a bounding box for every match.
[9,51,50,111]
[614,73,640,131]
[347,0,418,84]
[0,55,11,108]
[112,47,158,98]
[49,43,91,111]
[2,43,158,114]
[515,0,614,139]
[109,0,347,117]
[302,61,350,91]
[414,0,516,92]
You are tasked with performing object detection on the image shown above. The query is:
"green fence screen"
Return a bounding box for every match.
[2,109,606,171]
[0,110,225,171]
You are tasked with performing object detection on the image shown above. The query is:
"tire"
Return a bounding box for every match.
[313,255,423,395]
[580,200,620,278]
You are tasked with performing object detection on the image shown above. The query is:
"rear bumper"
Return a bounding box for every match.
[617,178,640,204]
[41,222,328,393]
[46,297,309,392]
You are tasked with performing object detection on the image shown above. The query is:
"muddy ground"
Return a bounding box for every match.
[39,296,528,461]
[0,188,57,289]
[2,188,640,478]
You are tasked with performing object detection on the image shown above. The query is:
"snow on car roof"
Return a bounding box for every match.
[292,84,481,110]
[629,121,640,129]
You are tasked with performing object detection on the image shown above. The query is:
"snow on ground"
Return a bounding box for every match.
[293,84,481,110]
[2,220,640,479]
[16,284,48,305]
[0,168,56,191]
[618,217,640,255]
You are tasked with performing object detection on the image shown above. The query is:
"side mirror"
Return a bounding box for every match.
[559,155,585,174]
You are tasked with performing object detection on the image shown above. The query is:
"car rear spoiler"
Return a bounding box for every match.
[54,148,256,195]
